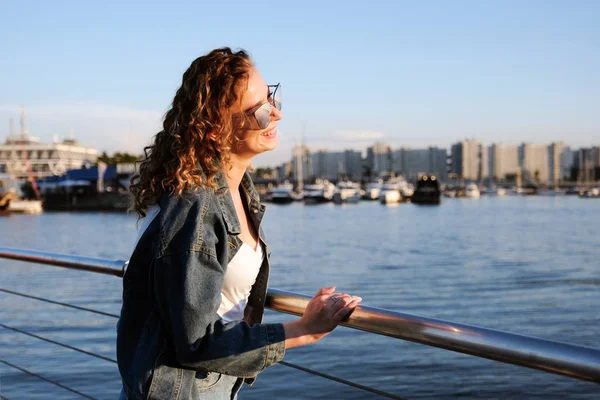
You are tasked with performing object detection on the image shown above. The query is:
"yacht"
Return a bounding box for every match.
[333,181,361,204]
[411,175,441,205]
[363,179,383,200]
[481,186,507,197]
[579,188,600,198]
[379,178,408,204]
[303,179,336,204]
[270,182,296,204]
[464,183,481,198]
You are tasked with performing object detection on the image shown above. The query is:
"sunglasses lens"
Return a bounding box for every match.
[255,103,271,129]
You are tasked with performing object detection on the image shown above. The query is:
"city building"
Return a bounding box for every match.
[308,150,362,182]
[548,142,574,185]
[366,142,392,177]
[574,147,600,183]
[488,143,519,182]
[392,147,447,181]
[519,143,549,183]
[0,111,98,180]
[451,139,485,181]
[291,145,311,183]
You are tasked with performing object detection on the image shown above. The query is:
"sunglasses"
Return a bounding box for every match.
[242,83,282,130]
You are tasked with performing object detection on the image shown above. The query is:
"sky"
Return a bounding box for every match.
[0,0,598,166]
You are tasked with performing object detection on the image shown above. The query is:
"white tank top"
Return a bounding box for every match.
[218,242,264,322]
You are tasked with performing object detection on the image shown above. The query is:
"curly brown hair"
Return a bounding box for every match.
[129,48,253,217]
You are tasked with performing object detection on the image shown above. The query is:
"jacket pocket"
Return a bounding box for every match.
[195,371,222,391]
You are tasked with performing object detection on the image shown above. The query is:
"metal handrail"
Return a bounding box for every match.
[1,246,599,384]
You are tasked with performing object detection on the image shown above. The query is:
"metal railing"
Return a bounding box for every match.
[2,246,600,388]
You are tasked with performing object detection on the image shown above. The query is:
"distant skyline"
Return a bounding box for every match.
[1,1,598,166]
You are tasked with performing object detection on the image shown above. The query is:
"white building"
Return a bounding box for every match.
[0,112,98,180]
[488,143,519,182]
[519,143,549,183]
[291,145,311,183]
[451,139,485,181]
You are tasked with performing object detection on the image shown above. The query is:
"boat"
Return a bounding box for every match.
[565,186,583,196]
[443,188,457,198]
[333,181,361,204]
[0,190,16,216]
[481,186,508,197]
[401,184,415,200]
[363,179,383,200]
[579,188,600,198]
[8,199,43,214]
[379,178,406,204]
[464,183,481,198]
[303,179,336,204]
[537,188,566,196]
[411,174,441,205]
[270,182,296,204]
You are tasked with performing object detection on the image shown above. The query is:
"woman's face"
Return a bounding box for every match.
[234,67,282,157]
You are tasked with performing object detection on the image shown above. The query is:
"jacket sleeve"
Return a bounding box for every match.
[153,249,286,377]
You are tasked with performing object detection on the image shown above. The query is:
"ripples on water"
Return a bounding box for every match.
[1,197,599,399]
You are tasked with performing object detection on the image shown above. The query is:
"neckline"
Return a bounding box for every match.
[242,241,262,256]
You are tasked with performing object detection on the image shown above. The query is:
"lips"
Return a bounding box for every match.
[260,127,277,138]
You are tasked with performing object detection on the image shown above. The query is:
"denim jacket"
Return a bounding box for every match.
[116,169,286,399]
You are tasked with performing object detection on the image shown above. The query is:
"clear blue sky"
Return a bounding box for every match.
[1,0,598,166]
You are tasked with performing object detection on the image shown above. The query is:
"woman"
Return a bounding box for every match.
[117,48,362,400]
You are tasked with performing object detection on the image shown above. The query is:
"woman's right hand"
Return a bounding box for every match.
[283,286,362,348]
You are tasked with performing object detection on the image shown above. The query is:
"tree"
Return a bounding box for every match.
[21,181,36,200]
[97,152,140,165]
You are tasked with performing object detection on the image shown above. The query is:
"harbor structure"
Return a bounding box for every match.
[0,109,98,179]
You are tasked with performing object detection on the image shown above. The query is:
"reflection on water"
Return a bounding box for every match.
[1,197,599,399]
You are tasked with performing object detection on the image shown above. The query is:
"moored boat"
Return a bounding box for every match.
[333,181,361,204]
[363,179,383,200]
[464,183,480,198]
[411,174,441,205]
[270,182,296,204]
[303,179,336,204]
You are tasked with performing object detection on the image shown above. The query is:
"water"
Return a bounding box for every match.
[1,196,599,399]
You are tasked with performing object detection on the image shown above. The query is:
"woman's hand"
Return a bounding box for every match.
[283,286,362,349]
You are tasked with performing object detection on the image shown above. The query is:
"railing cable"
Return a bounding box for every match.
[0,288,119,318]
[278,360,409,400]
[0,359,98,400]
[0,323,117,364]
[0,289,408,399]
[0,322,407,400]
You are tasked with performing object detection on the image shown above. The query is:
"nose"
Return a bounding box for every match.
[271,105,282,122]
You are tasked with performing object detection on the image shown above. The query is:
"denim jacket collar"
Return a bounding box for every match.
[213,168,264,236]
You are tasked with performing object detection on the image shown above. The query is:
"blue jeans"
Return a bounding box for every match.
[119,373,243,399]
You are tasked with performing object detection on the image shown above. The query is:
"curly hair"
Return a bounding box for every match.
[129,48,253,217]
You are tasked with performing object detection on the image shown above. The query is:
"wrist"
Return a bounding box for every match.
[283,320,312,349]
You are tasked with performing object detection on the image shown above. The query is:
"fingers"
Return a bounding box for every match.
[314,286,336,298]
[331,295,362,321]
